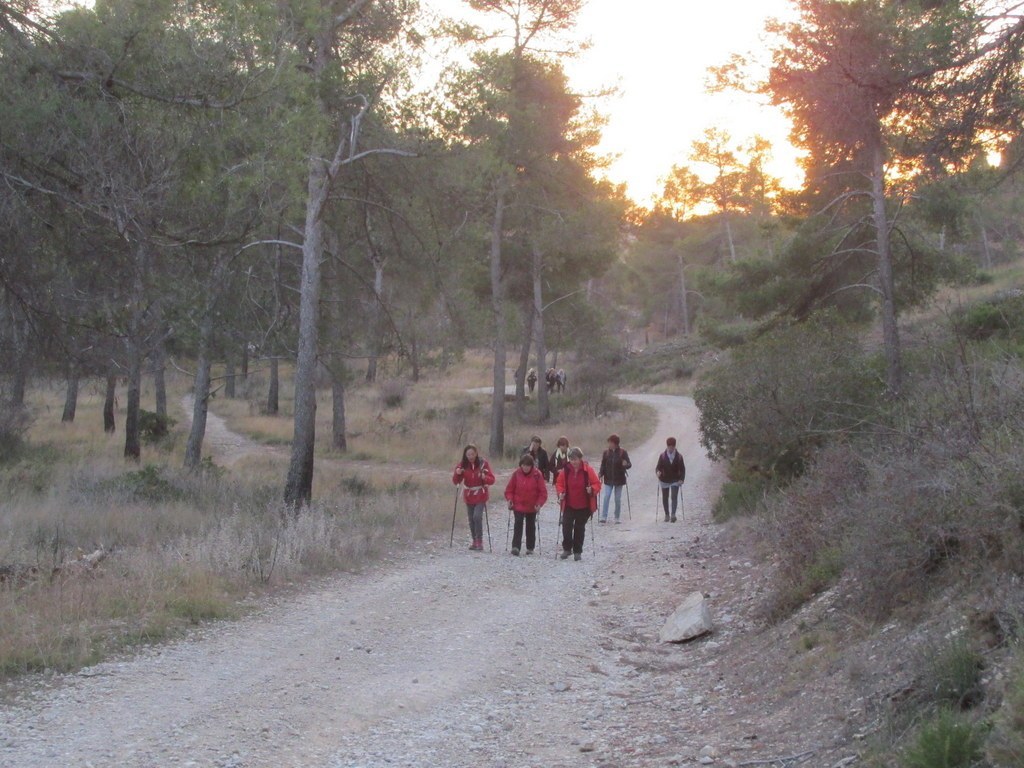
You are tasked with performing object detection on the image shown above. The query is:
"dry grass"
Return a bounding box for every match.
[210,350,657,470]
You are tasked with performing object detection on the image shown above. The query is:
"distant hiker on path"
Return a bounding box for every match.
[522,436,550,482]
[453,444,496,551]
[550,436,570,487]
[598,434,632,524]
[556,447,601,561]
[655,437,686,523]
[504,454,548,556]
[527,368,538,394]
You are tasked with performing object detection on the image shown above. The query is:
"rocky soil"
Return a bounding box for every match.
[1,395,863,768]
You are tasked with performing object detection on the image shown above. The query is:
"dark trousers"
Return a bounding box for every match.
[661,486,680,516]
[562,507,590,554]
[512,511,536,551]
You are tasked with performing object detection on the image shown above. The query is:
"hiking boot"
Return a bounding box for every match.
[510,547,520,556]
[573,553,582,561]
[664,514,670,522]
[559,550,571,560]
[469,540,479,550]
[598,518,607,524]
[525,548,535,555]
[615,519,622,524]
[671,516,677,523]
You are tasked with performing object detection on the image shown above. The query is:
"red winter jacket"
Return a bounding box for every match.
[452,459,496,504]
[504,467,548,513]
[556,462,602,513]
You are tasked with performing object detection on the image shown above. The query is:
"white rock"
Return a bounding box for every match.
[659,591,714,643]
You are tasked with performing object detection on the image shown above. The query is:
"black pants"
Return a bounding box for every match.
[661,486,680,516]
[562,507,590,554]
[512,511,537,551]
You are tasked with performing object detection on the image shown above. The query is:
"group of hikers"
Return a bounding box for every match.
[451,434,686,561]
[526,367,566,394]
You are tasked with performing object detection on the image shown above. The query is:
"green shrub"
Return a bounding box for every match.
[110,465,184,503]
[956,294,1024,341]
[695,317,881,480]
[902,709,985,768]
[987,652,1024,767]
[138,410,175,443]
[925,638,985,710]
[712,476,768,522]
[379,380,408,409]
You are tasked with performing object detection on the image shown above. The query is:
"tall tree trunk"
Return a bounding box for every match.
[240,343,249,387]
[364,259,385,383]
[409,327,420,383]
[870,140,903,398]
[488,191,507,458]
[104,372,117,433]
[326,229,348,453]
[124,337,142,460]
[284,153,329,506]
[184,306,214,470]
[532,244,550,423]
[980,220,993,269]
[224,357,236,399]
[61,365,79,423]
[677,254,691,336]
[267,357,280,415]
[153,342,167,420]
[514,306,534,418]
[724,217,737,262]
[8,309,28,408]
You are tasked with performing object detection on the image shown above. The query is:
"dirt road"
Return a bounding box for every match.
[2,394,743,768]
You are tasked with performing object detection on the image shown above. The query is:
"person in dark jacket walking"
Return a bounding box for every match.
[598,434,631,523]
[655,437,686,522]
[504,454,548,555]
[453,444,496,550]
[555,447,602,561]
[522,436,550,482]
[550,435,570,487]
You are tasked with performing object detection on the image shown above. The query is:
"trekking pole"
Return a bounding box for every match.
[536,505,542,555]
[449,484,462,547]
[484,503,493,552]
[505,506,512,552]
[655,483,661,523]
[625,482,632,521]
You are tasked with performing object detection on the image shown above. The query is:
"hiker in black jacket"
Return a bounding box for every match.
[598,434,631,523]
[655,437,686,522]
[522,436,550,482]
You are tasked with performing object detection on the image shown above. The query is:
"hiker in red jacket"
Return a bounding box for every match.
[555,447,602,561]
[452,444,496,551]
[504,454,548,556]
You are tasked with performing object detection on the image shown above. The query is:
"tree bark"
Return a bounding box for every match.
[61,365,79,423]
[870,139,903,398]
[153,342,167,419]
[677,254,691,336]
[124,337,142,460]
[267,357,280,415]
[532,244,550,423]
[488,191,507,458]
[224,357,236,399]
[514,305,534,418]
[724,217,737,262]
[326,229,348,453]
[103,372,117,433]
[364,258,385,383]
[284,153,329,506]
[409,327,420,383]
[240,343,249,387]
[7,309,29,408]
[184,306,214,470]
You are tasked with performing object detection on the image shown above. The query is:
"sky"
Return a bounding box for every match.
[433,0,802,205]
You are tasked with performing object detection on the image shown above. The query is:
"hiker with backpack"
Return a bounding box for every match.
[655,436,686,523]
[550,435,571,487]
[522,436,550,482]
[453,444,496,551]
[504,454,548,556]
[555,447,601,561]
[598,434,632,524]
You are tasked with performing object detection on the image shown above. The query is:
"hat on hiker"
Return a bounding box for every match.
[519,454,535,467]
[568,447,583,460]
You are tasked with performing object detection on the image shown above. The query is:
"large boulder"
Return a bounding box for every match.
[659,591,713,643]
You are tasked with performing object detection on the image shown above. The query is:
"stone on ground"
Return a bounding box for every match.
[659,591,714,643]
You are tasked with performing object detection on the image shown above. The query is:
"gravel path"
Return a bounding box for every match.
[2,394,729,768]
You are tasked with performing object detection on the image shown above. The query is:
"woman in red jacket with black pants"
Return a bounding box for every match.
[504,454,548,556]
[555,447,602,561]
[453,444,496,551]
